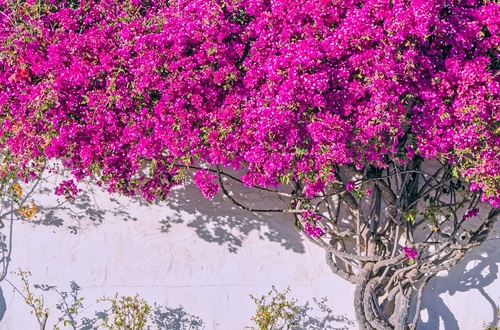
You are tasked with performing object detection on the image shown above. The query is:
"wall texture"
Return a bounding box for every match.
[0,173,498,329]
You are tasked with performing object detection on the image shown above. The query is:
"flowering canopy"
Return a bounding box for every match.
[1,0,500,205]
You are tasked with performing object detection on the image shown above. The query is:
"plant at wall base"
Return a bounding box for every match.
[6,269,205,329]
[6,269,87,330]
[483,299,500,330]
[42,281,85,330]
[6,268,49,330]
[247,287,355,330]
[100,294,151,330]
[2,0,500,328]
[247,286,299,330]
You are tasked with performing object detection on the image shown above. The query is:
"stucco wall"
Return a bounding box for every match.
[0,173,498,329]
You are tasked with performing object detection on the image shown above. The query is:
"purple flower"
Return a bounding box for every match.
[55,180,81,200]
[2,0,500,209]
[193,169,219,199]
[304,222,325,238]
[403,246,418,260]
[463,208,479,220]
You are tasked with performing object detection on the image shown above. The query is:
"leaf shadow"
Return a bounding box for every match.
[418,222,500,329]
[157,176,306,253]
[292,297,356,330]
[3,171,306,256]
[151,303,205,330]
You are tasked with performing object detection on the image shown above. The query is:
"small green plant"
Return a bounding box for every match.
[247,286,299,330]
[48,281,85,329]
[100,293,151,330]
[6,268,86,330]
[6,268,49,330]
[7,269,205,329]
[483,299,500,330]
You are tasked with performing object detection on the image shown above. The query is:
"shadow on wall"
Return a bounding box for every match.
[0,172,308,325]
[0,286,6,322]
[151,303,205,330]
[0,187,19,285]
[23,276,206,330]
[292,297,355,330]
[158,176,305,253]
[7,277,355,330]
[79,304,206,330]
[0,175,123,285]
[418,221,500,330]
[17,173,306,254]
[0,224,13,283]
[35,182,138,232]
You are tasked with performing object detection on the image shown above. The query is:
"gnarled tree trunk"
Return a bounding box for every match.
[214,158,499,328]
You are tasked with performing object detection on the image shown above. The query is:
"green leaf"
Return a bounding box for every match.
[451,166,460,179]
[403,209,416,225]
[351,189,365,199]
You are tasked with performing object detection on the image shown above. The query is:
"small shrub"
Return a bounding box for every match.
[248,286,299,330]
[483,300,500,330]
[100,293,151,330]
[7,268,49,329]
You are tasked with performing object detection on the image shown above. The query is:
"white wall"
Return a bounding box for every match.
[0,173,498,329]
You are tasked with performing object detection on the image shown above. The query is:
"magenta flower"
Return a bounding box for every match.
[304,222,325,238]
[402,246,418,260]
[193,169,219,199]
[345,182,355,193]
[463,208,479,220]
[1,0,500,209]
[55,180,81,200]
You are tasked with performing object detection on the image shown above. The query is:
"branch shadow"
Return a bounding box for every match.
[151,303,205,330]
[0,286,6,322]
[291,297,355,330]
[28,178,138,233]
[157,177,305,253]
[79,311,108,330]
[34,279,206,330]
[16,173,305,254]
[0,222,12,282]
[0,186,24,284]
[35,280,91,330]
[418,227,500,329]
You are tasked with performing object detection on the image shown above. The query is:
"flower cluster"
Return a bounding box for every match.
[300,210,325,238]
[18,205,37,219]
[402,246,418,260]
[193,169,219,199]
[0,0,499,206]
[54,179,81,200]
[304,222,325,238]
[463,208,479,220]
[11,183,22,197]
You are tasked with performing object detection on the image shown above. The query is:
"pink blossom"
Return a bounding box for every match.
[193,169,219,199]
[345,182,355,193]
[0,0,499,208]
[463,208,479,220]
[403,246,418,260]
[304,222,325,238]
[55,180,81,200]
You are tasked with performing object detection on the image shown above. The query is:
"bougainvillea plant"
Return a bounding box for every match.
[1,0,500,328]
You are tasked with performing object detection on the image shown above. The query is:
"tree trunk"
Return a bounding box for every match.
[40,312,48,330]
[354,263,430,330]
